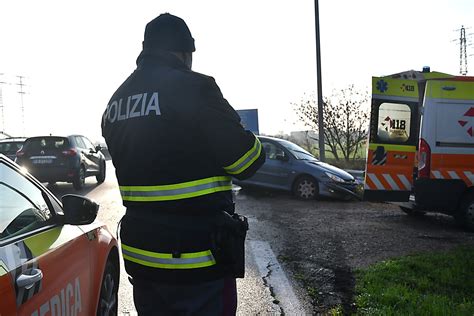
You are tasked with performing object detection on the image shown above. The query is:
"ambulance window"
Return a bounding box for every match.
[377,102,411,143]
[0,162,53,242]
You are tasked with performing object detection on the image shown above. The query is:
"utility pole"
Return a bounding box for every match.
[314,0,325,161]
[454,26,472,76]
[0,73,7,133]
[16,75,26,136]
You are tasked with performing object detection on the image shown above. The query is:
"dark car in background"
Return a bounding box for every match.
[234,136,360,200]
[0,137,26,161]
[15,135,106,190]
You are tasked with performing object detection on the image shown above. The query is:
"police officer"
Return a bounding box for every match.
[102,13,265,315]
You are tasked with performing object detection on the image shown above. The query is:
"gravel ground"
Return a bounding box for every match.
[235,187,474,314]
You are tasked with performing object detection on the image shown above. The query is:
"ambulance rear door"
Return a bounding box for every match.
[364,77,419,201]
[414,78,474,210]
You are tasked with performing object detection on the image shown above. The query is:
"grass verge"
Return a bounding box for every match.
[354,246,474,315]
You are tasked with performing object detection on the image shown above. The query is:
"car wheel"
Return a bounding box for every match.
[455,193,474,231]
[400,206,426,217]
[96,161,106,184]
[293,175,318,200]
[97,259,118,316]
[73,166,85,190]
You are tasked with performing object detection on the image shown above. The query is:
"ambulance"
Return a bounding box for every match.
[364,67,474,230]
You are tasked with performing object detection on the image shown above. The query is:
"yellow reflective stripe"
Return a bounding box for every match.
[369,143,416,152]
[427,80,474,100]
[120,176,232,202]
[121,244,216,269]
[120,176,231,191]
[122,244,211,259]
[123,254,216,269]
[121,185,232,202]
[224,137,262,175]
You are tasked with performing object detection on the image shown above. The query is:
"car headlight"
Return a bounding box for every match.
[325,172,345,183]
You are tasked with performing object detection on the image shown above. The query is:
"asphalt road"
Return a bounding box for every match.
[48,161,309,315]
[235,184,474,314]
[47,161,474,314]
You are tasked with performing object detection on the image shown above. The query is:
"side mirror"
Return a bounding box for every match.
[95,145,102,152]
[61,194,99,225]
[275,153,289,162]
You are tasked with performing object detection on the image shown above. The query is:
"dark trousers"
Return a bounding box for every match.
[132,277,237,316]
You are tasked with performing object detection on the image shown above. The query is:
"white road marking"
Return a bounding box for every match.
[249,240,305,315]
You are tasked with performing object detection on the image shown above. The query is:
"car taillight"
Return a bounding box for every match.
[62,148,77,156]
[16,150,25,158]
[417,138,431,178]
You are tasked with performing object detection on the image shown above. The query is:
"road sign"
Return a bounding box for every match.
[236,109,259,135]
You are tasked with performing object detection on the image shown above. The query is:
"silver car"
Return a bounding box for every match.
[0,137,26,161]
[235,136,360,200]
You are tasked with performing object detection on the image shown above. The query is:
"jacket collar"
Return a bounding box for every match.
[136,48,188,70]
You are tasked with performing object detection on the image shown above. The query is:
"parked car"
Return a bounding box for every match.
[234,136,359,200]
[0,137,26,161]
[15,135,106,190]
[0,154,119,315]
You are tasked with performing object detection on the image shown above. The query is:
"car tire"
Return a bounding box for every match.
[455,192,474,231]
[400,206,426,217]
[97,259,118,316]
[73,166,85,191]
[293,175,319,200]
[96,161,106,184]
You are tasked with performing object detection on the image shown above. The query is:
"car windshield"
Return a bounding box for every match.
[0,142,23,153]
[24,137,69,151]
[275,139,316,160]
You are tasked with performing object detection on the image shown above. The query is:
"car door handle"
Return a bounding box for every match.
[16,268,43,290]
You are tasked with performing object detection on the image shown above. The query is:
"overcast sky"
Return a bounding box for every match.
[0,0,472,142]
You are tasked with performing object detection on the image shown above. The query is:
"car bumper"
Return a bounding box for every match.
[319,181,361,200]
[28,166,78,183]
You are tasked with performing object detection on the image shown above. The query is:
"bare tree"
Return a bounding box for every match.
[294,85,369,161]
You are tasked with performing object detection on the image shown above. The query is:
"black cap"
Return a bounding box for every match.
[143,13,195,52]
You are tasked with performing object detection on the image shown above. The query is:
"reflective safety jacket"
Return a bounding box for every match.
[101,48,265,283]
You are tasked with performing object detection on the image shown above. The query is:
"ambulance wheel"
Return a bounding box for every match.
[73,166,86,190]
[293,175,319,200]
[456,193,474,231]
[97,259,118,316]
[96,161,106,184]
[400,206,426,217]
